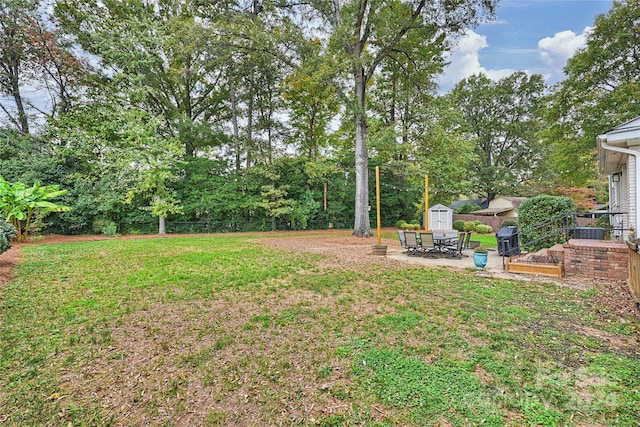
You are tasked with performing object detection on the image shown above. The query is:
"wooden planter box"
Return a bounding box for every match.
[505,260,563,278]
[372,244,387,256]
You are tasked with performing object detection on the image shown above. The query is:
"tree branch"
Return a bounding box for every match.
[365,0,427,83]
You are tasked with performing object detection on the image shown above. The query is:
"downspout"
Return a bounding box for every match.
[599,139,639,231]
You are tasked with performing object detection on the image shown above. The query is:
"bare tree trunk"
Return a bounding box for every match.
[352,66,371,237]
[159,216,166,235]
[246,70,254,168]
[0,8,30,134]
[230,78,241,170]
[308,106,317,160]
[10,70,29,134]
[3,51,30,134]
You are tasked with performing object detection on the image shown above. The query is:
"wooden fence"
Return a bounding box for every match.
[453,214,597,231]
[453,214,503,230]
[627,242,640,304]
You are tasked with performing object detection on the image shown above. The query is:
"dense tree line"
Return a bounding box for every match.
[0,0,638,236]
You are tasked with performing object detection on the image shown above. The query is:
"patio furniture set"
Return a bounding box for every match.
[398,230,476,258]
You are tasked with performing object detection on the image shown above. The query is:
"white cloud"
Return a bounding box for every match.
[483,19,508,26]
[439,25,595,93]
[537,26,592,83]
[438,30,515,93]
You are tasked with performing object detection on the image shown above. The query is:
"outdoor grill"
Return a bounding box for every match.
[496,226,520,256]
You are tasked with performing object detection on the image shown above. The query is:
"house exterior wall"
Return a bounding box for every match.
[608,163,629,240]
[609,166,621,212]
[488,197,512,209]
[607,156,636,241]
[487,197,526,218]
[598,117,640,240]
[619,163,630,239]
[628,153,637,232]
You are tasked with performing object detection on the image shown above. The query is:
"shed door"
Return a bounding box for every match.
[430,209,451,230]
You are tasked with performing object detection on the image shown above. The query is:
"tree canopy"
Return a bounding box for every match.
[543,0,640,186]
[451,72,545,201]
[0,0,623,237]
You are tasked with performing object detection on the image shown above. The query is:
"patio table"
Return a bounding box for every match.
[431,230,459,256]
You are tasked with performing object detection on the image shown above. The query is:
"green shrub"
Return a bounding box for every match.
[102,222,118,236]
[398,221,409,229]
[463,221,476,232]
[453,220,466,231]
[476,224,493,234]
[595,215,611,228]
[396,220,406,228]
[501,219,518,228]
[410,219,421,225]
[454,202,482,214]
[519,195,576,251]
[93,218,111,234]
[473,220,484,226]
[0,218,16,254]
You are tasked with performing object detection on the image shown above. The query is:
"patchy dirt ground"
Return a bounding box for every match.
[1,231,638,320]
[1,231,638,426]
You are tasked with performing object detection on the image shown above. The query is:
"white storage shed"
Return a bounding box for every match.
[428,204,453,231]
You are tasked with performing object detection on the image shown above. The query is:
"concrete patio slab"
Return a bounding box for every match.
[385,244,507,274]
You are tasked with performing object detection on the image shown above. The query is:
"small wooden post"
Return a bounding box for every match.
[323,182,327,211]
[424,175,429,231]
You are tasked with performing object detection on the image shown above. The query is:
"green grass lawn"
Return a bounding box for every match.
[1,234,638,426]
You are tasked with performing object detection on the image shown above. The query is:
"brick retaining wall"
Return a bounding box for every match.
[547,244,565,265]
[562,239,628,281]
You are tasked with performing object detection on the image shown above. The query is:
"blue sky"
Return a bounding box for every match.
[439,0,614,92]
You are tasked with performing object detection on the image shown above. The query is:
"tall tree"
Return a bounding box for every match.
[51,102,183,234]
[212,0,302,168]
[54,0,229,157]
[451,72,546,201]
[368,43,462,209]
[0,1,88,133]
[23,18,91,119]
[0,0,36,134]
[543,0,640,186]
[282,39,340,161]
[303,0,497,237]
[410,97,475,206]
